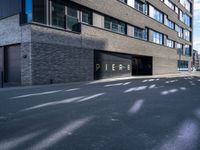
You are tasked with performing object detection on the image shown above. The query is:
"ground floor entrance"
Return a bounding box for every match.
[132,56,152,76]
[94,50,153,80]
[0,45,21,86]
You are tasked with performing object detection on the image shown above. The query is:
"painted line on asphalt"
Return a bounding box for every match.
[10,90,63,99]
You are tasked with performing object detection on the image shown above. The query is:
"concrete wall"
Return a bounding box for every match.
[0,14,31,46]
[70,0,192,46]
[0,15,21,46]
[81,24,179,74]
[0,0,22,19]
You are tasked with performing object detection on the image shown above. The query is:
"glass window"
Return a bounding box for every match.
[23,0,33,23]
[33,0,47,24]
[179,10,191,27]
[67,7,79,30]
[25,0,33,22]
[135,0,144,13]
[184,14,191,27]
[82,9,92,24]
[185,45,191,56]
[150,30,163,45]
[175,6,179,14]
[104,16,126,34]
[180,0,191,13]
[52,1,65,28]
[167,39,174,48]
[134,27,147,40]
[165,18,174,29]
[165,0,175,10]
[149,5,163,23]
[177,60,189,71]
[184,29,190,41]
[179,10,184,22]
[175,25,183,38]
[176,43,183,55]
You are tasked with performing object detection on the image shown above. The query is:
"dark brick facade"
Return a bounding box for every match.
[31,43,94,85]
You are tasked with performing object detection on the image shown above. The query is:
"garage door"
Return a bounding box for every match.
[4,45,21,85]
[94,51,132,80]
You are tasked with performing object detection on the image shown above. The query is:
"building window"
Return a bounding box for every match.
[149,5,163,23]
[175,6,179,14]
[168,20,174,29]
[32,0,47,24]
[82,9,92,25]
[179,10,184,22]
[51,1,65,28]
[176,43,183,55]
[134,27,147,40]
[66,6,79,31]
[165,17,174,29]
[24,0,33,22]
[104,16,126,34]
[164,0,175,10]
[135,0,144,13]
[185,45,191,56]
[150,30,163,45]
[184,29,190,41]
[166,39,174,48]
[180,0,191,13]
[184,14,191,27]
[177,60,189,71]
[179,10,191,27]
[175,24,183,38]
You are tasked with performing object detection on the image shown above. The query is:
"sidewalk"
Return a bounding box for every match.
[87,71,197,84]
[0,72,199,91]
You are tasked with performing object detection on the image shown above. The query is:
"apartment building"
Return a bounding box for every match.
[193,49,199,70]
[0,0,193,85]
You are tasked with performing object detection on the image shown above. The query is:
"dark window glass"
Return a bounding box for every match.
[134,27,147,40]
[67,7,78,30]
[104,16,126,34]
[176,43,183,55]
[68,7,77,18]
[33,0,47,24]
[135,0,144,13]
[177,60,189,71]
[52,1,65,28]
[150,30,163,45]
[82,9,92,24]
[185,45,191,56]
[25,0,33,22]
[149,5,163,23]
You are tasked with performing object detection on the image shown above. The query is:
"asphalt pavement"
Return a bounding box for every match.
[0,75,200,150]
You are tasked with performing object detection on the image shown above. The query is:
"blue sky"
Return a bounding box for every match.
[194,0,200,52]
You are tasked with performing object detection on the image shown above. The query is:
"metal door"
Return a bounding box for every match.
[4,45,21,84]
